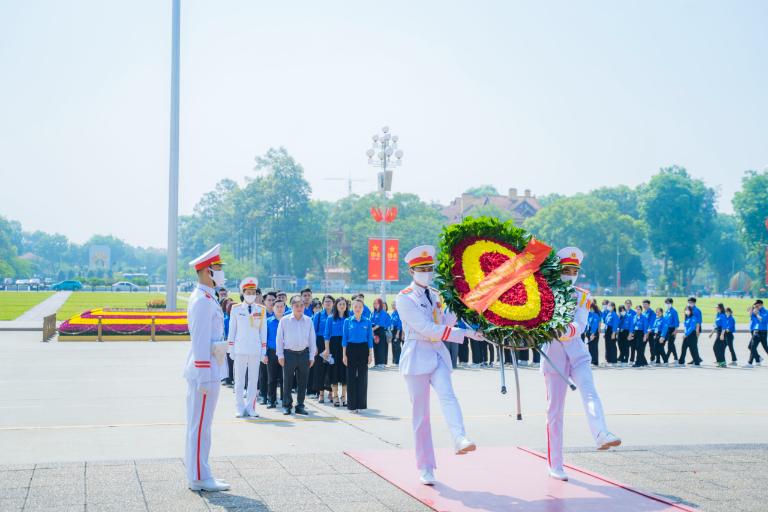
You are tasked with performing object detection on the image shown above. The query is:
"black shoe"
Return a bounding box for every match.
[283,408,292,415]
[267,402,277,409]
[259,398,267,405]
[295,405,308,415]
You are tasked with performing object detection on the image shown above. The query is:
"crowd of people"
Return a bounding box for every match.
[585,297,768,368]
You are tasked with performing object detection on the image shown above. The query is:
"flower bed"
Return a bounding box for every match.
[58,308,189,341]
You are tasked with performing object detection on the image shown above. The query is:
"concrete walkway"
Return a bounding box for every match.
[0,291,70,331]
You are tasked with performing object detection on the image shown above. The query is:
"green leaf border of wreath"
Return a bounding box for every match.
[436,216,577,349]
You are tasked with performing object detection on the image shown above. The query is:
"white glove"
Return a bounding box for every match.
[466,329,486,341]
[211,341,227,366]
[443,310,458,327]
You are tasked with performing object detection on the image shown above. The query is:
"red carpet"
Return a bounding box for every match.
[345,446,694,512]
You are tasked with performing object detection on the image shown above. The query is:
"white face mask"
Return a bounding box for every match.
[560,274,577,284]
[413,271,434,287]
[211,269,226,287]
[243,294,256,304]
[665,304,671,310]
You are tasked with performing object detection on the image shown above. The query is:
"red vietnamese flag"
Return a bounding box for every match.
[368,239,383,281]
[385,239,399,281]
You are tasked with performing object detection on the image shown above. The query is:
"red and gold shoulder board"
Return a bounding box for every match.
[401,288,413,295]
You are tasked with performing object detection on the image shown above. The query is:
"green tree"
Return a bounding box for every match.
[703,213,747,292]
[463,185,499,197]
[639,166,716,292]
[732,169,768,290]
[590,185,641,218]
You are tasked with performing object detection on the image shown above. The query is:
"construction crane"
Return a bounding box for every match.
[325,173,366,196]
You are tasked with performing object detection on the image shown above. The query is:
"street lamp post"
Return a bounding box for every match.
[366,126,403,303]
[165,0,181,310]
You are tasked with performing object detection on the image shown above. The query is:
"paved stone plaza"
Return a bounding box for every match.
[1,331,766,511]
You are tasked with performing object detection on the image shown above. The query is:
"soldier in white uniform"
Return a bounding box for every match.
[184,244,230,492]
[227,277,268,418]
[395,245,486,486]
[541,247,621,481]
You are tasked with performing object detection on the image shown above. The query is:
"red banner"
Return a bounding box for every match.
[385,239,399,281]
[368,239,383,281]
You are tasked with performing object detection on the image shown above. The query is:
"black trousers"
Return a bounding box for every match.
[310,336,329,393]
[712,328,726,364]
[282,349,309,409]
[266,348,282,404]
[605,327,617,363]
[617,330,630,363]
[373,326,388,365]
[633,330,648,366]
[392,330,403,364]
[258,361,268,399]
[470,339,484,364]
[328,336,347,384]
[650,333,662,363]
[458,337,469,364]
[679,333,702,364]
[664,327,678,363]
[587,332,599,366]
[346,342,369,410]
[725,332,737,362]
[749,331,768,363]
[225,353,235,384]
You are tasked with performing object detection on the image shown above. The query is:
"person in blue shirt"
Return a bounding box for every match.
[630,305,648,367]
[650,308,667,365]
[617,304,634,365]
[390,302,404,365]
[747,301,768,367]
[688,297,703,333]
[220,298,235,386]
[277,291,291,315]
[604,302,619,365]
[264,299,286,408]
[342,298,374,413]
[300,288,314,317]
[641,300,657,365]
[586,302,601,366]
[678,305,702,366]
[722,307,737,366]
[352,293,372,319]
[708,303,728,368]
[325,297,350,406]
[371,298,392,368]
[663,298,680,364]
[310,295,335,402]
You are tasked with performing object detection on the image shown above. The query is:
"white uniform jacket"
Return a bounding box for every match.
[395,283,467,376]
[184,284,226,384]
[227,303,268,357]
[541,286,592,374]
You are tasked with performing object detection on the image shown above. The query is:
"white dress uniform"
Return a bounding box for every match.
[183,245,227,487]
[396,245,479,474]
[541,247,619,478]
[227,277,268,417]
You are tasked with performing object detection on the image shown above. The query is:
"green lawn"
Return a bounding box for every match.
[0,291,55,320]
[56,292,189,321]
[593,296,757,324]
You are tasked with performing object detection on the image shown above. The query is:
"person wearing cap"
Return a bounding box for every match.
[541,247,621,482]
[183,244,230,492]
[227,277,268,418]
[395,245,485,486]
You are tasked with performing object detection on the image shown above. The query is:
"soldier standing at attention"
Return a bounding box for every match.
[395,245,485,486]
[184,244,230,492]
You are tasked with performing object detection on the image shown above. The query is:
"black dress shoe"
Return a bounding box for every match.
[259,398,267,405]
[283,408,292,415]
[267,402,277,409]
[295,406,308,415]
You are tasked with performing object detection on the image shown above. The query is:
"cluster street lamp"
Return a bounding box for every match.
[366,126,403,302]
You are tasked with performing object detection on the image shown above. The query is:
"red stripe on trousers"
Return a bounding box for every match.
[197,393,207,480]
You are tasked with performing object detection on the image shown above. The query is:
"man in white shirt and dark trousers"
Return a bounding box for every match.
[277,295,317,415]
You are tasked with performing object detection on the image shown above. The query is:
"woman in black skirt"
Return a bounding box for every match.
[325,297,349,407]
[343,298,374,413]
[312,295,334,402]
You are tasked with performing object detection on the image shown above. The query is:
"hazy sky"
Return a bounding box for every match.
[1,1,766,248]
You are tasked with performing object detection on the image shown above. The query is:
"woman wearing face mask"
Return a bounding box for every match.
[603,302,619,366]
[325,297,349,406]
[650,308,666,365]
[678,306,702,366]
[724,308,737,366]
[709,303,728,368]
[586,302,601,366]
[630,305,648,367]
[617,305,631,366]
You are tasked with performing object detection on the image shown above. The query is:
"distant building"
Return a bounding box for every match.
[441,188,541,224]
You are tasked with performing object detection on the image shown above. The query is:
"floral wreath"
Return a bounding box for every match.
[436,216,576,349]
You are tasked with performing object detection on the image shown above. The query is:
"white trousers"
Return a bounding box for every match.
[404,356,466,470]
[545,359,608,472]
[185,381,220,483]
[234,354,261,415]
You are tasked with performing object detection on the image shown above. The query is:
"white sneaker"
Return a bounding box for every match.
[729,361,738,366]
[189,478,230,492]
[419,468,435,485]
[743,363,754,368]
[454,436,477,455]
[548,468,568,481]
[596,431,622,451]
[756,361,762,366]
[235,410,246,418]
[246,409,259,418]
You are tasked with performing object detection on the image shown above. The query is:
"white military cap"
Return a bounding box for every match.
[557,246,584,268]
[404,245,436,268]
[189,244,224,271]
[239,277,258,292]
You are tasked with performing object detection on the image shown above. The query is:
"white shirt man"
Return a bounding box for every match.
[227,277,268,418]
[395,245,485,486]
[276,296,317,415]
